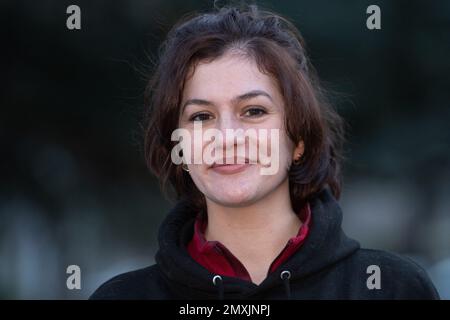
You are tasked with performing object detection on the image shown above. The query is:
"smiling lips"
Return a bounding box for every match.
[210,158,253,174]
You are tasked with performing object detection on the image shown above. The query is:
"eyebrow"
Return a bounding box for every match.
[181,90,273,114]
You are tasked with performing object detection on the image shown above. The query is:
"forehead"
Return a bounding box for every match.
[182,52,281,102]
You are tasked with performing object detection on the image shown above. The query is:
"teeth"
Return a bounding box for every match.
[212,158,253,166]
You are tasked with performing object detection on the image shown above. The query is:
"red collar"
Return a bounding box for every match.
[187,202,311,282]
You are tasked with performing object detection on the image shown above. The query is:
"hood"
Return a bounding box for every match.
[155,187,360,299]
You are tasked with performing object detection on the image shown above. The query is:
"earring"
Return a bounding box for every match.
[293,153,304,165]
[182,164,190,172]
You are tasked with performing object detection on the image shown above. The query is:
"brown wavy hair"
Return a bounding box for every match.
[144,4,345,213]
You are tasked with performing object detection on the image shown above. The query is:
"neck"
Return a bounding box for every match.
[204,178,301,284]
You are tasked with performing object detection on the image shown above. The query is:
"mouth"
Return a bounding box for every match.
[210,158,252,175]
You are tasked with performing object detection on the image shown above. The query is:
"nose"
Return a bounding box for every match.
[216,111,245,158]
[217,110,241,131]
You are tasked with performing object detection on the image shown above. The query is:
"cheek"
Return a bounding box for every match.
[260,126,294,173]
[274,135,294,176]
[186,164,209,193]
[278,133,295,162]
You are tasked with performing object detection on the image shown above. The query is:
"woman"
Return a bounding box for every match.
[91,5,439,299]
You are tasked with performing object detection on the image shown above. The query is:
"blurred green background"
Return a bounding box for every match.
[1,0,450,299]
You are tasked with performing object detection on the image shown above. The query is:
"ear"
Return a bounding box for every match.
[292,140,305,161]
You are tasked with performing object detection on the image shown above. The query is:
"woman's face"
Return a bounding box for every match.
[178,52,301,207]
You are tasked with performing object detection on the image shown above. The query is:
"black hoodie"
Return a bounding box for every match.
[90,188,440,300]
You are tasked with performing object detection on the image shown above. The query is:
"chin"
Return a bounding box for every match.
[207,186,261,208]
[208,188,256,207]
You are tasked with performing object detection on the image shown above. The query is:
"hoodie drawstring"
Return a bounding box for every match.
[213,275,224,300]
[280,270,292,299]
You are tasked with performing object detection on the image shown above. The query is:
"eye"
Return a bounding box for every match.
[189,112,213,122]
[243,106,267,118]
